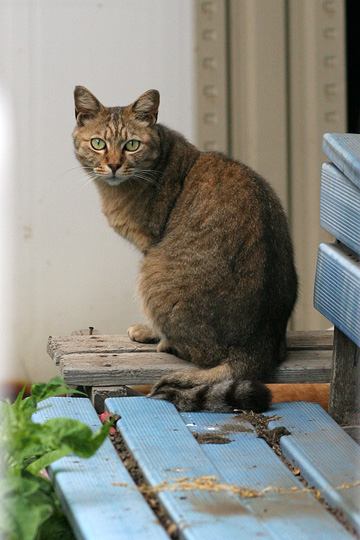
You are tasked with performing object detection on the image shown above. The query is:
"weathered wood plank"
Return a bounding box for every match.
[48,330,333,365]
[267,401,360,534]
[329,327,360,426]
[91,385,129,412]
[32,397,169,540]
[275,350,332,382]
[48,334,157,364]
[60,352,194,386]
[286,330,333,350]
[59,349,332,387]
[90,385,146,412]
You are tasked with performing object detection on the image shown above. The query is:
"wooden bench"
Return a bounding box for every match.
[38,133,360,539]
[47,329,333,411]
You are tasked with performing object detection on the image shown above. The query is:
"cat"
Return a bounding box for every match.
[73,86,298,412]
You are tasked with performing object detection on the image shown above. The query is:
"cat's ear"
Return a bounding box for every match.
[74,86,103,126]
[130,90,159,125]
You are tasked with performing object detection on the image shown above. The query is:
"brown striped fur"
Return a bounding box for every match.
[73,86,298,412]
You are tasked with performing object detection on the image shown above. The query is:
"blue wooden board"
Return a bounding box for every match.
[33,397,168,540]
[106,397,353,539]
[323,133,360,189]
[320,162,360,256]
[106,397,275,540]
[314,242,360,346]
[266,402,360,534]
[181,411,352,539]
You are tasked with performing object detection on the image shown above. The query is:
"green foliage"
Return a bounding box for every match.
[0,377,112,540]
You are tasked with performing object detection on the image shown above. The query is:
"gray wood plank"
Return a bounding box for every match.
[59,349,332,387]
[48,330,333,364]
[60,352,194,386]
[329,327,360,425]
[91,385,129,412]
[48,334,157,364]
[286,330,333,350]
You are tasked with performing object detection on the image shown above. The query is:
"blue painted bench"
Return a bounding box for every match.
[39,133,360,538]
[314,133,360,428]
[34,396,360,539]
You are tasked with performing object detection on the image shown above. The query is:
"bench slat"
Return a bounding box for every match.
[320,163,360,256]
[286,330,333,350]
[323,133,360,189]
[314,242,360,347]
[33,397,169,540]
[106,397,275,540]
[48,335,157,365]
[266,401,360,534]
[58,349,332,387]
[47,330,333,364]
[181,411,352,539]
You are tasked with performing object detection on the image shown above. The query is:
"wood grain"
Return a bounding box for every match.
[48,330,333,364]
[48,330,334,388]
[48,334,157,365]
[329,327,360,425]
[58,349,332,386]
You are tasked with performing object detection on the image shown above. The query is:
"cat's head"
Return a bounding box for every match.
[73,86,160,186]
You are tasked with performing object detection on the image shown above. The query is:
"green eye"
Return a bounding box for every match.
[91,138,106,150]
[125,139,141,152]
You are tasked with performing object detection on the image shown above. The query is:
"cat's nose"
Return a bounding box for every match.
[108,163,120,175]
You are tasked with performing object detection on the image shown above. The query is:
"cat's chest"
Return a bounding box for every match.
[98,185,154,252]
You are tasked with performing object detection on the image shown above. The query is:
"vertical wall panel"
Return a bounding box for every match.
[289,0,346,329]
[229,0,288,211]
[196,0,346,330]
[195,0,228,153]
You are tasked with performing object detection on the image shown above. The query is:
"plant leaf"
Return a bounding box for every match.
[0,475,54,540]
[41,417,111,457]
[26,448,72,476]
[2,377,110,540]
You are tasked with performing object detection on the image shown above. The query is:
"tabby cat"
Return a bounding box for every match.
[73,86,298,412]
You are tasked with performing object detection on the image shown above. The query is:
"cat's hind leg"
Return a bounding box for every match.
[127,324,160,343]
[148,364,271,412]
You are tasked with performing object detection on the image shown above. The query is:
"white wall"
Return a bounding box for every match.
[0,0,195,382]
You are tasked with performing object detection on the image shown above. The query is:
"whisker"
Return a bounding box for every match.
[55,165,94,181]
[131,174,158,188]
[136,169,162,178]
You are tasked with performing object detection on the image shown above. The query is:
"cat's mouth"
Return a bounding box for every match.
[105,177,127,187]
[92,173,131,187]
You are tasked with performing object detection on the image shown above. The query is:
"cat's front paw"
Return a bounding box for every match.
[156,338,179,355]
[127,324,160,343]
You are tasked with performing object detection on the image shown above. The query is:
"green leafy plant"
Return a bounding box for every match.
[0,377,113,540]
